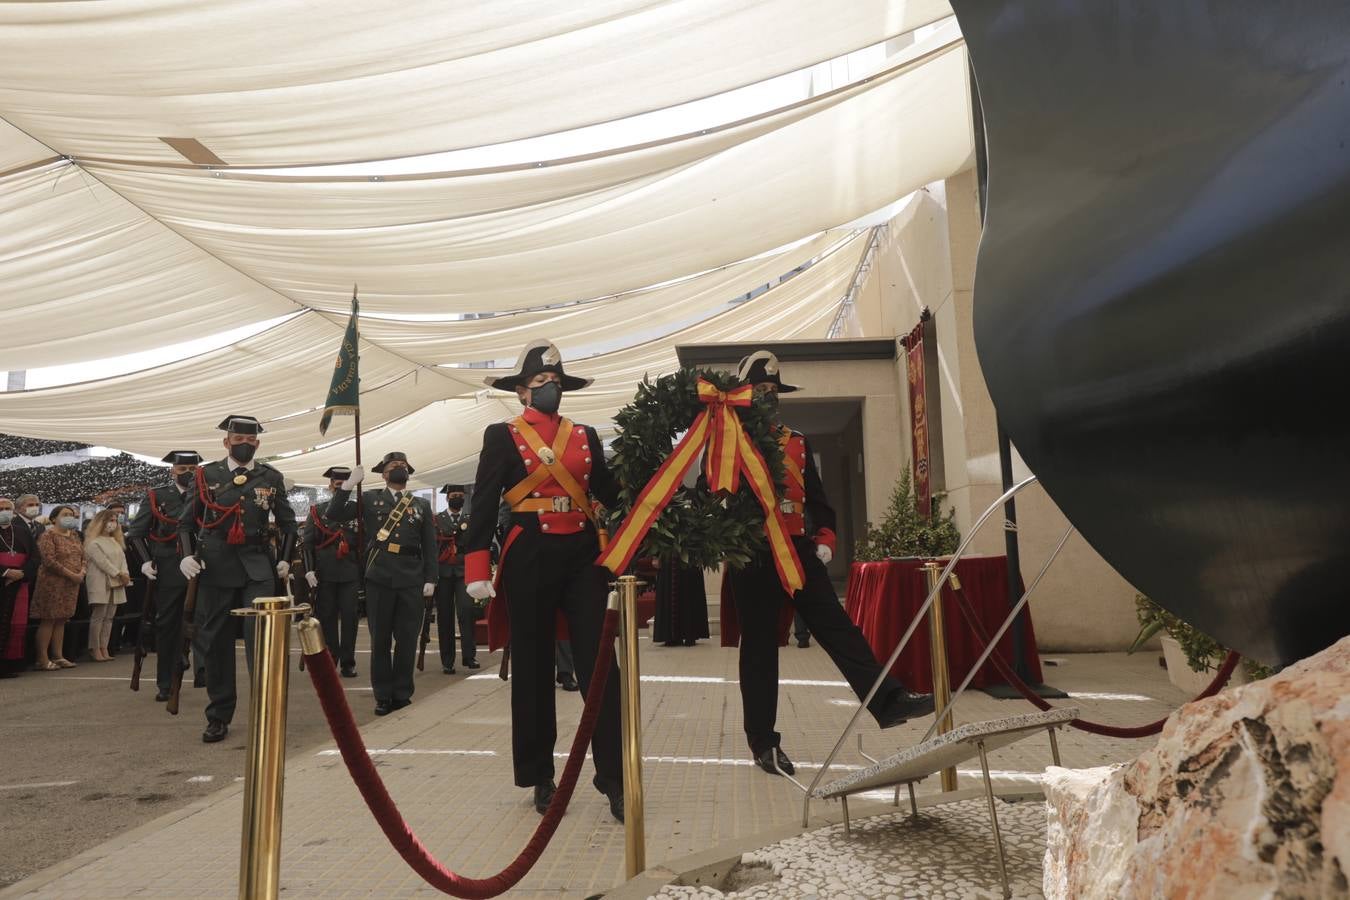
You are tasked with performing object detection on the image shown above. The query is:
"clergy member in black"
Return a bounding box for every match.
[463,339,624,823]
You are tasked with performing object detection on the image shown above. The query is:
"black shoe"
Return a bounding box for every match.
[796,638,811,648]
[392,698,411,711]
[604,786,624,823]
[465,659,480,670]
[193,669,206,688]
[875,690,936,729]
[754,746,795,776]
[340,665,358,678]
[533,780,557,814]
[558,673,579,692]
[442,665,456,675]
[374,700,393,716]
[202,720,228,743]
[154,688,170,702]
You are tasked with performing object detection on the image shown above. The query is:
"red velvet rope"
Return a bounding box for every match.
[303,608,620,898]
[948,585,1241,738]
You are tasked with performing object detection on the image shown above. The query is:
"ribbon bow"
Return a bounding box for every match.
[599,378,804,594]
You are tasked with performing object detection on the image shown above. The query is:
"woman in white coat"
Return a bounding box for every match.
[84,508,130,662]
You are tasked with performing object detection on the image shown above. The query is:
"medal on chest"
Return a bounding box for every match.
[233,473,248,486]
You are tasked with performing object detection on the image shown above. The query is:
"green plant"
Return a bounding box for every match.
[1130,594,1273,681]
[854,469,960,561]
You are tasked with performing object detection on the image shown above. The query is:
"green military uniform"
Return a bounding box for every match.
[178,418,296,736]
[303,488,361,674]
[127,451,206,697]
[329,453,436,709]
[433,484,477,673]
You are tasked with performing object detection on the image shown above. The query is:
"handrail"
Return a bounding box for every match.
[801,475,1039,827]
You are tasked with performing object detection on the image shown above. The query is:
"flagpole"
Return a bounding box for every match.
[352,286,365,568]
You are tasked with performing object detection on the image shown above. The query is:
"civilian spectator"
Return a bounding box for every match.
[84,508,130,662]
[0,497,38,678]
[31,504,85,670]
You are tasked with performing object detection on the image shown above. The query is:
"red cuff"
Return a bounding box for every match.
[465,549,491,585]
[813,528,837,553]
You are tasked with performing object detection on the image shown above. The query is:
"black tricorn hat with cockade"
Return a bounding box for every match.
[372,451,415,475]
[485,339,593,393]
[736,350,799,393]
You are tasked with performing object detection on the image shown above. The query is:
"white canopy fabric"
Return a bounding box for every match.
[0,0,950,166]
[74,30,969,317]
[0,119,53,174]
[276,230,867,486]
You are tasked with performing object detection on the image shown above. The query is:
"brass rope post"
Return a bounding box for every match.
[614,576,646,878]
[230,597,311,900]
[923,562,957,791]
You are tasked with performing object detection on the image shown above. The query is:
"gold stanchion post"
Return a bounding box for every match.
[231,597,310,900]
[923,562,958,791]
[615,575,646,878]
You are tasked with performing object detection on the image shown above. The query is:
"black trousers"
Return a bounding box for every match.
[729,541,905,757]
[365,580,422,704]
[153,578,206,694]
[196,580,262,725]
[501,530,621,794]
[316,580,359,669]
[435,568,477,667]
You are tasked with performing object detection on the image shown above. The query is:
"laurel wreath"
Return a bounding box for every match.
[605,367,785,571]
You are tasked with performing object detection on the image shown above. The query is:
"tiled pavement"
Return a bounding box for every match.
[1,640,1192,899]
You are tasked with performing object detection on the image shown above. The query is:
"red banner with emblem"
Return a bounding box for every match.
[903,321,932,517]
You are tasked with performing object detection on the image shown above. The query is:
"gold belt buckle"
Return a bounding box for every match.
[780,500,796,515]
[375,528,391,542]
[387,542,401,554]
[551,496,571,512]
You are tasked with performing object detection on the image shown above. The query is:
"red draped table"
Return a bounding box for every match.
[844,556,1043,693]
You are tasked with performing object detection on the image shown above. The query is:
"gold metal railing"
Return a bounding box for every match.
[612,575,647,879]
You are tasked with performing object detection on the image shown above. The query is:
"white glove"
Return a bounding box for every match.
[815,544,833,566]
[276,560,291,579]
[422,582,436,598]
[466,580,496,600]
[305,571,319,589]
[141,561,158,580]
[180,556,203,579]
[340,465,364,490]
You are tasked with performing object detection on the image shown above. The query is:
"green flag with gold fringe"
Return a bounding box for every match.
[319,288,360,436]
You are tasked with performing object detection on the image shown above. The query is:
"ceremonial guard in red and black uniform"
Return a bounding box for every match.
[326,452,437,716]
[464,340,625,822]
[127,450,203,701]
[724,352,934,776]
[433,483,479,674]
[302,466,362,678]
[178,416,297,743]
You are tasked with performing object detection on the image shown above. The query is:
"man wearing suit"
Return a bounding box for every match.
[128,450,203,701]
[328,452,436,716]
[433,483,480,675]
[177,416,297,743]
[303,466,362,679]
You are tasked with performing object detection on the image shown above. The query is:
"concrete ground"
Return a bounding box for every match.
[0,621,489,889]
[0,634,1190,899]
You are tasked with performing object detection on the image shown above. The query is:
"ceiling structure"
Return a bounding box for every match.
[0,1,973,486]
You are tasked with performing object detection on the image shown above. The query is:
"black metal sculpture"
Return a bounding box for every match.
[952,1,1350,666]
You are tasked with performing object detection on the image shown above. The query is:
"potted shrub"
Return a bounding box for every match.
[855,470,960,561]
[1130,595,1272,693]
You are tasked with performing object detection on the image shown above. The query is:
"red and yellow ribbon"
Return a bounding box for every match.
[599,379,805,594]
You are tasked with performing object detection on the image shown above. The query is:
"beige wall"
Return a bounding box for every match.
[851,169,1143,652]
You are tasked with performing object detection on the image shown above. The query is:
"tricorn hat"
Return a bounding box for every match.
[736,350,799,393]
[439,483,467,494]
[484,340,593,393]
[217,414,265,435]
[161,450,204,465]
[371,451,415,475]
[321,466,352,480]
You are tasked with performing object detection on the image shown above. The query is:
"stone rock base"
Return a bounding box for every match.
[1044,636,1350,899]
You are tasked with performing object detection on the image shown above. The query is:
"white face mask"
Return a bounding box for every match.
[0,511,13,526]
[22,506,39,519]
[106,521,118,534]
[57,516,79,530]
